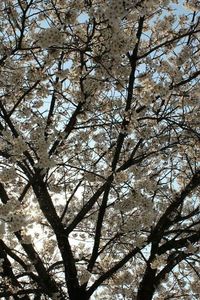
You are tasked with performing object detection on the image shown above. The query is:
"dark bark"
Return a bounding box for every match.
[136,266,157,300]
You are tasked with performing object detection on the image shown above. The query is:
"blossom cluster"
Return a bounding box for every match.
[36,27,65,48]
[150,255,167,269]
[0,167,16,182]
[0,199,30,237]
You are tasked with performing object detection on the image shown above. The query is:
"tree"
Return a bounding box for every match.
[0,0,199,299]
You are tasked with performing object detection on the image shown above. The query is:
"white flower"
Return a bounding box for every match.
[37,28,65,48]
[79,268,91,285]
[0,222,5,238]
[0,167,16,182]
[151,255,167,269]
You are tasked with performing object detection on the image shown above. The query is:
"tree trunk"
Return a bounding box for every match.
[68,286,89,300]
[136,266,157,300]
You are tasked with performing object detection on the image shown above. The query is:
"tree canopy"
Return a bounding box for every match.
[0,0,200,299]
